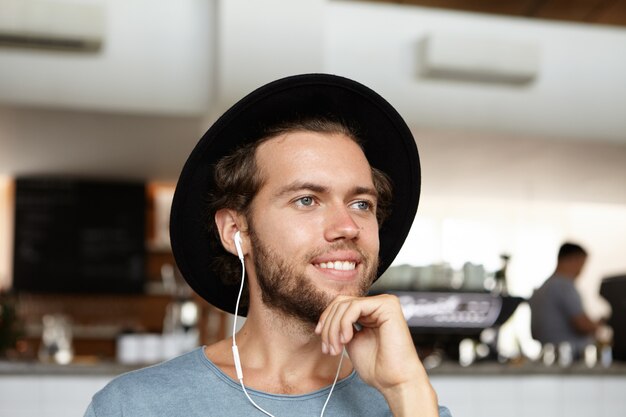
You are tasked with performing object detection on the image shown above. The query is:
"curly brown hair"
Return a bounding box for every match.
[206,118,394,301]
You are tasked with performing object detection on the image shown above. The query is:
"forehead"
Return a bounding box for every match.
[255,130,373,189]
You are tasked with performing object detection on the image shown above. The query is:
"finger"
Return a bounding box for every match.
[338,301,366,345]
[335,295,399,343]
[318,298,342,354]
[316,294,346,335]
[324,297,376,355]
[320,297,347,355]
[324,299,353,355]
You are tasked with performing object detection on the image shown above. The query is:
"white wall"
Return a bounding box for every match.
[215,0,325,108]
[430,374,626,417]
[394,129,626,314]
[0,106,205,180]
[0,375,110,417]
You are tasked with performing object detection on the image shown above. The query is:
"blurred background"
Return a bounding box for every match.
[1,0,625,416]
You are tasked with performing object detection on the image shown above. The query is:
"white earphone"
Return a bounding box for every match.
[229,231,343,417]
[234,230,244,260]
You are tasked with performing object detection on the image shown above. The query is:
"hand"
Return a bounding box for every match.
[315,294,439,416]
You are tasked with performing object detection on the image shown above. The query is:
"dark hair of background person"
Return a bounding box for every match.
[558,242,588,260]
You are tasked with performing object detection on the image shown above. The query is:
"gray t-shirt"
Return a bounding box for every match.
[529,274,592,354]
[85,347,452,417]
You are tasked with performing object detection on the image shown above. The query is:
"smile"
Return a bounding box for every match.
[315,261,356,271]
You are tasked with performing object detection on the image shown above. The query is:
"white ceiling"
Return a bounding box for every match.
[1,0,625,143]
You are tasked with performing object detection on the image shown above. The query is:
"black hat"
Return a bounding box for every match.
[170,74,420,316]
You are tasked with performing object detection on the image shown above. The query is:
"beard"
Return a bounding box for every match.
[249,230,378,326]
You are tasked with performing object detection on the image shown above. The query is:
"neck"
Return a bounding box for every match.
[206,302,352,395]
[554,267,576,279]
[240,301,344,374]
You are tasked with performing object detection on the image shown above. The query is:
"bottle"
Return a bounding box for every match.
[493,254,510,296]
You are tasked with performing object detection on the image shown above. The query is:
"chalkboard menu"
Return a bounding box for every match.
[13,177,146,294]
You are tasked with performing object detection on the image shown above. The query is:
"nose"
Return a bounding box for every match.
[324,205,361,242]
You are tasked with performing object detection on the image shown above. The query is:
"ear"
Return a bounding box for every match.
[214,209,248,257]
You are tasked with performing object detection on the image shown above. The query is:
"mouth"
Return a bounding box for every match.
[314,260,357,271]
[310,249,363,282]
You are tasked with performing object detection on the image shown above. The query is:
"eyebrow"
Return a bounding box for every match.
[272,181,378,201]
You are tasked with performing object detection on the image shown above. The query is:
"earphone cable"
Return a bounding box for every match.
[232,254,246,347]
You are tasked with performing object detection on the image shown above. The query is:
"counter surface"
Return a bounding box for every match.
[428,360,626,376]
[2,358,626,376]
[0,360,139,376]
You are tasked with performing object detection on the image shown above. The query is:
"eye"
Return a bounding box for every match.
[350,200,373,211]
[294,196,316,207]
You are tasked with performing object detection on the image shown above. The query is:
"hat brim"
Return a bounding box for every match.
[170,74,420,316]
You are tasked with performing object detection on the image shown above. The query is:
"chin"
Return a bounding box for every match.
[324,281,368,299]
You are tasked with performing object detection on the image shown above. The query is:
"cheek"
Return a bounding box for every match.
[362,219,380,247]
[254,211,314,252]
[368,230,380,256]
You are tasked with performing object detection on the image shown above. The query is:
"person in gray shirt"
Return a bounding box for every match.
[529,242,601,357]
[85,74,451,417]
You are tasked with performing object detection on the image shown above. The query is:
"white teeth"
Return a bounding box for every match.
[317,261,356,271]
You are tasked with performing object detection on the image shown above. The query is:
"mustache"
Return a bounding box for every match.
[304,240,370,263]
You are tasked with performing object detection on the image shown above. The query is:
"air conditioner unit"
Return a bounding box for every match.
[0,0,104,52]
[419,33,540,85]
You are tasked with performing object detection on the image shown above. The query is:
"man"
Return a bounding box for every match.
[85,74,451,416]
[529,242,601,357]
